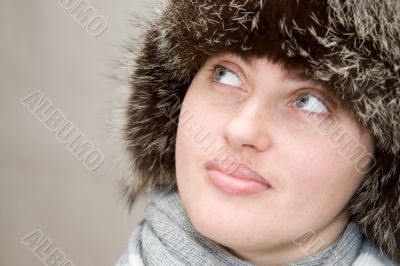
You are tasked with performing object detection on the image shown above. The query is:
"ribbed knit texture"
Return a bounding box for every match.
[115,188,400,266]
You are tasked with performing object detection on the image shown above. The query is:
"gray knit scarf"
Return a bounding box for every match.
[115,187,398,266]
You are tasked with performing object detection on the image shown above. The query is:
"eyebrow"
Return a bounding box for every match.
[231,53,309,82]
[232,52,331,85]
[226,52,338,102]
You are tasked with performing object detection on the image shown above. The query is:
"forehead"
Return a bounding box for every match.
[209,52,336,95]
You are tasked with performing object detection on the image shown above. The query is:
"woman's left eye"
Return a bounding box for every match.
[214,65,241,87]
[294,93,330,114]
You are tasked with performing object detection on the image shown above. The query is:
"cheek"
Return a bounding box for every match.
[175,86,220,188]
[177,87,226,153]
[279,135,365,217]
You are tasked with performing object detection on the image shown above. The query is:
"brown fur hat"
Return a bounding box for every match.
[117,0,400,261]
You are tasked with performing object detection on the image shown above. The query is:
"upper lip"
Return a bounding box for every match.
[205,160,272,187]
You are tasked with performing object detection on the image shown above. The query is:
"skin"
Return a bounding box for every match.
[175,52,375,265]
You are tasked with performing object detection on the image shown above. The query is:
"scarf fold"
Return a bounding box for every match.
[116,187,366,266]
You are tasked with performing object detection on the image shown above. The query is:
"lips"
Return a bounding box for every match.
[205,160,272,188]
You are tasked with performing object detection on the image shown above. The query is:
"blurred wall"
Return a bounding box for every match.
[0,0,158,265]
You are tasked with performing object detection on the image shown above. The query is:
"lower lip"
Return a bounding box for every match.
[207,169,271,196]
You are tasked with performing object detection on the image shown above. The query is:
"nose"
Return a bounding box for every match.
[222,99,271,154]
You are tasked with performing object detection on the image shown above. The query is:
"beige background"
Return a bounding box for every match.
[0,0,159,265]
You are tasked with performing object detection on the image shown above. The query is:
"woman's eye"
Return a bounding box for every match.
[214,65,241,87]
[294,94,330,114]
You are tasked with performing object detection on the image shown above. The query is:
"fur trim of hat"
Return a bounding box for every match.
[116,0,400,261]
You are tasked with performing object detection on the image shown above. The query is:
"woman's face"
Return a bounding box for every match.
[175,52,375,264]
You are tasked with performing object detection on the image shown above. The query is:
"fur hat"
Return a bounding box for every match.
[117,0,400,261]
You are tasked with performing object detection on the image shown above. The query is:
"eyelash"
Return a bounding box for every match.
[207,62,333,116]
[294,92,332,117]
[208,63,239,86]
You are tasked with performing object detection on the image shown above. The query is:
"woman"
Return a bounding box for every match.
[114,0,400,265]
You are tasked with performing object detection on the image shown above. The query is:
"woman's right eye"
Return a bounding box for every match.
[214,65,241,87]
